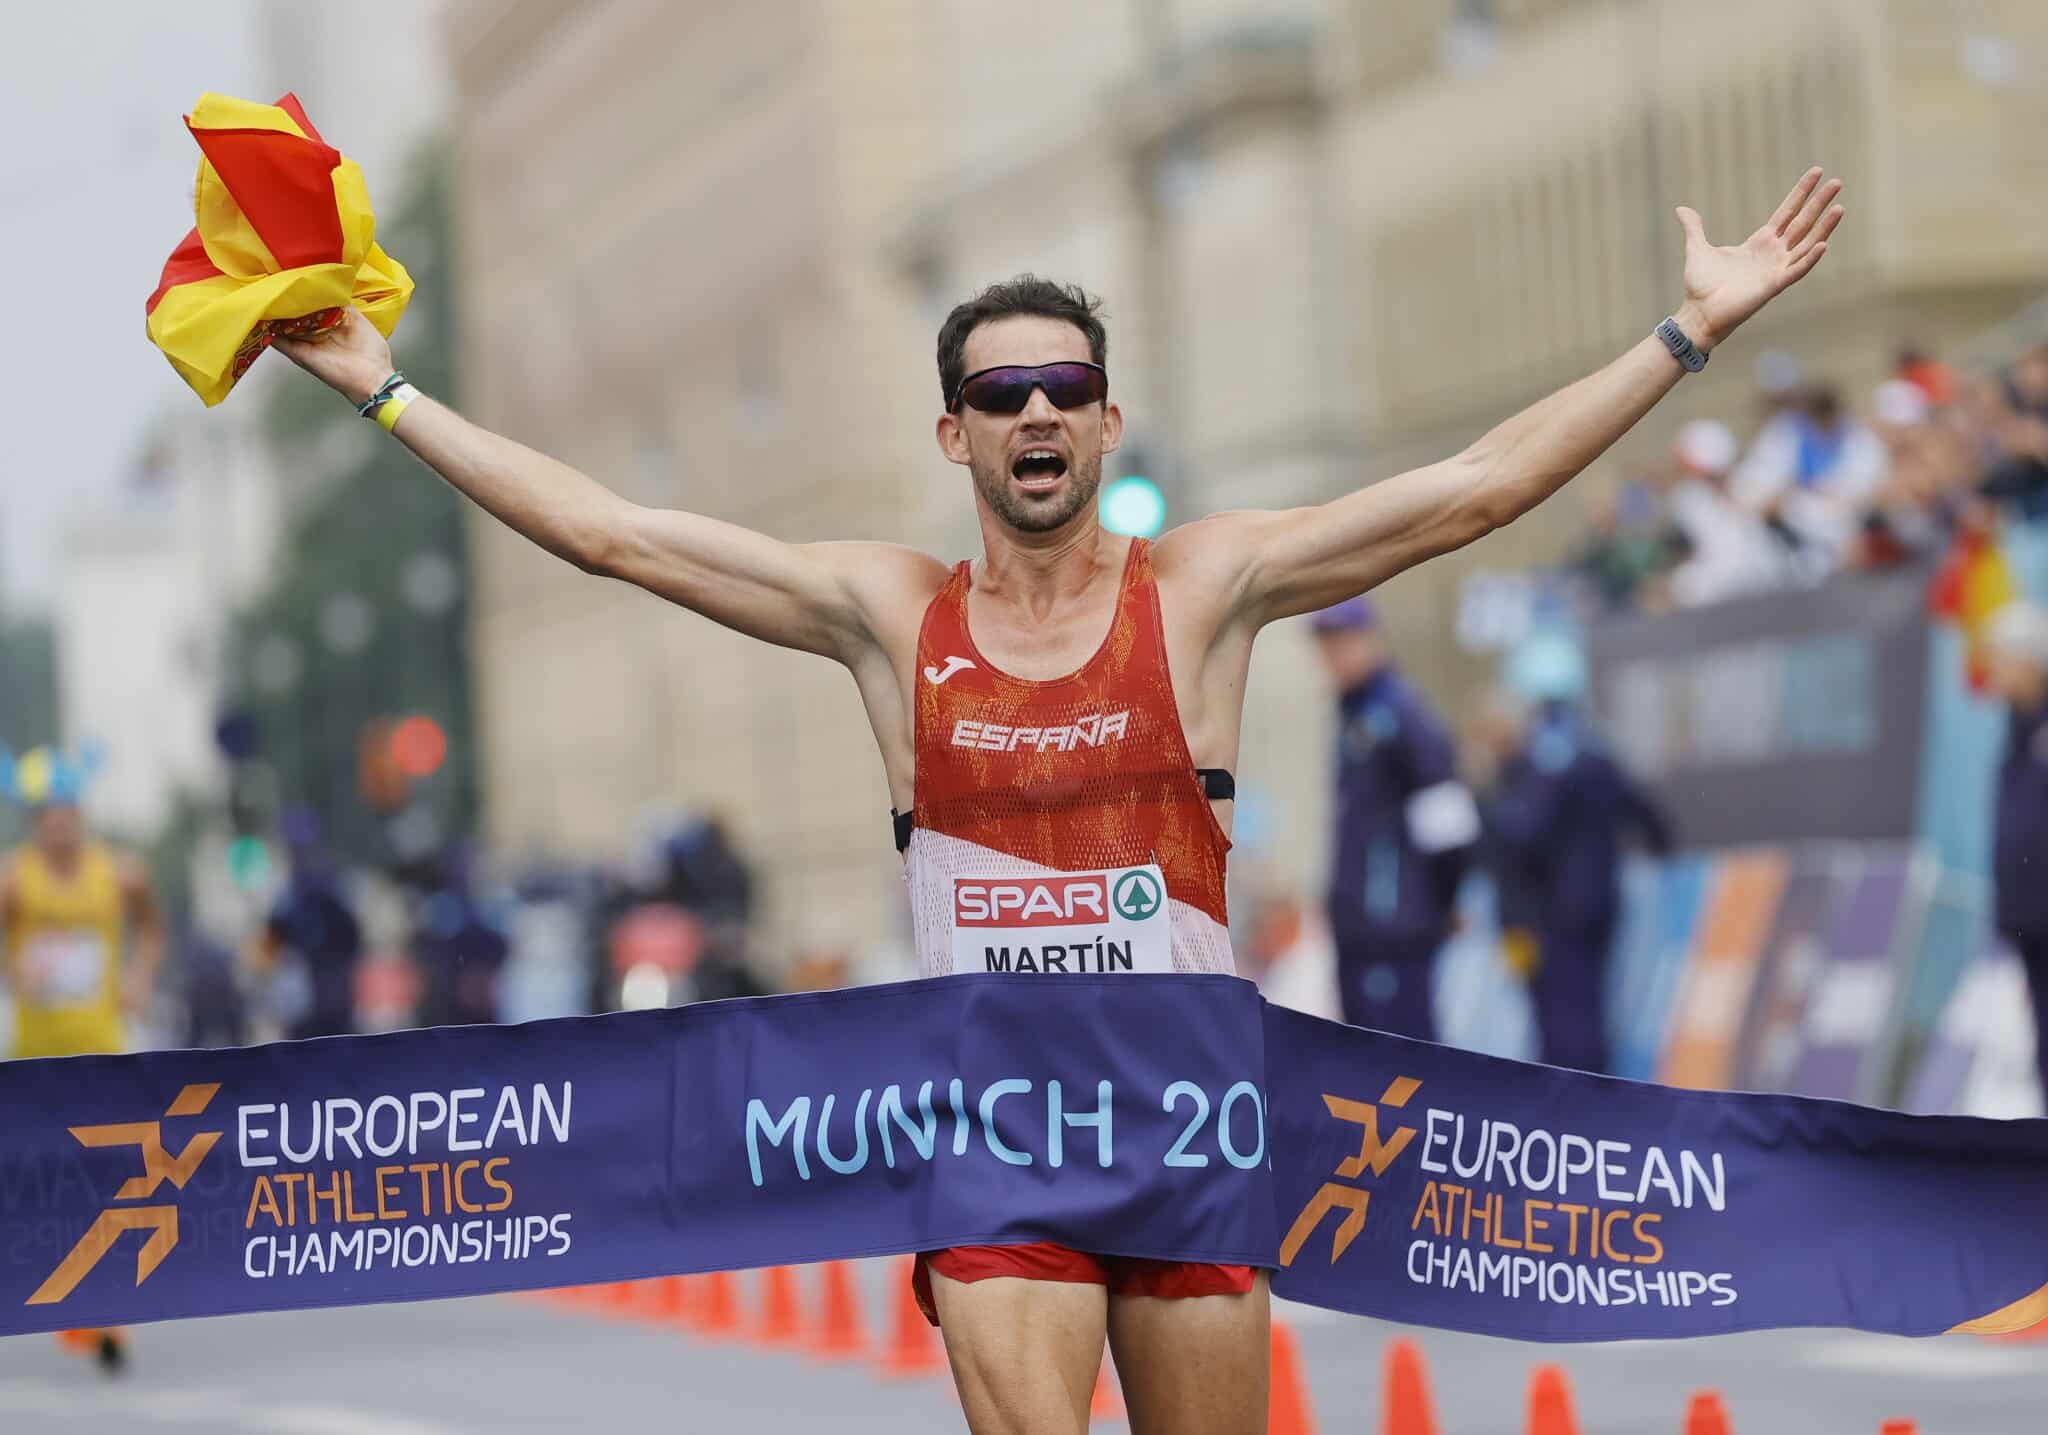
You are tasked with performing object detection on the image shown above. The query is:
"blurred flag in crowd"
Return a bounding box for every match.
[1929,513,2018,692]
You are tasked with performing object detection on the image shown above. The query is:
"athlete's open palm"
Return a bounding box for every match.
[1675,167,1845,345]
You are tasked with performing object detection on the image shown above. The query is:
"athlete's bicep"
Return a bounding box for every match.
[1234,453,1496,626]
[600,504,896,660]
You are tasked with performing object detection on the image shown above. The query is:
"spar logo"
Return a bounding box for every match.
[957,874,1108,928]
[27,1083,223,1306]
[955,870,1164,928]
[1278,1076,1421,1267]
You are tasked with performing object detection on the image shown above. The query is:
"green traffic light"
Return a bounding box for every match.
[1100,476,1166,538]
[227,835,272,891]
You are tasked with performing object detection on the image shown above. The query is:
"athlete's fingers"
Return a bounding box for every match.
[1782,241,1828,286]
[1768,167,1824,236]
[1783,178,1842,249]
[1790,204,1846,262]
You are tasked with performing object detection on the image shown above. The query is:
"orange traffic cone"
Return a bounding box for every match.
[650,1274,696,1325]
[1878,1422,1917,1435]
[876,1256,947,1379]
[1267,1319,1317,1435]
[693,1269,743,1338]
[1090,1355,1127,1422]
[1383,1338,1438,1435]
[752,1265,807,1346]
[808,1261,869,1360]
[601,1280,643,1317]
[1683,1390,1731,1435]
[1526,1364,1579,1435]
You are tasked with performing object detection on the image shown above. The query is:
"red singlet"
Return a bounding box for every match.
[901,537,1252,1320]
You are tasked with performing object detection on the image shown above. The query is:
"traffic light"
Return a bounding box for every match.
[1099,475,1166,538]
[226,835,271,890]
[390,716,448,778]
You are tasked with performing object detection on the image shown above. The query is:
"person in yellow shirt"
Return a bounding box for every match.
[1,747,166,1373]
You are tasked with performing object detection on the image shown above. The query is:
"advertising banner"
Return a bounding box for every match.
[4,976,2043,1341]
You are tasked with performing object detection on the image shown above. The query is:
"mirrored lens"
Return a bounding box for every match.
[958,364,1107,414]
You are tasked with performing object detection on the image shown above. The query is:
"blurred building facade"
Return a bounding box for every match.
[447,0,2048,954]
[49,7,451,846]
[57,411,279,838]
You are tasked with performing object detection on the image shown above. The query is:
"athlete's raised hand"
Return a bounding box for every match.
[1673,167,1845,348]
[274,306,394,408]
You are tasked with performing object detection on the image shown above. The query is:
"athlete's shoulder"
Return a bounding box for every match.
[1151,510,1274,573]
[1151,511,1277,619]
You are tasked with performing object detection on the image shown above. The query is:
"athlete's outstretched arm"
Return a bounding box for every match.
[277,314,912,661]
[1224,169,1845,627]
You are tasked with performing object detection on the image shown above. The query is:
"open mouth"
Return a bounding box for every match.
[1011,448,1069,491]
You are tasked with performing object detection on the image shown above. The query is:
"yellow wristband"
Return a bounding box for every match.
[374,383,421,432]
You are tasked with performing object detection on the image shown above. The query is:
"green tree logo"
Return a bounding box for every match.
[1113,871,1162,921]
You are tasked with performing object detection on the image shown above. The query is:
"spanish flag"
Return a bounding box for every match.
[145,93,411,406]
[1929,520,2018,692]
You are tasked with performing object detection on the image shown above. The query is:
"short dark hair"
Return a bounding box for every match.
[936,275,1107,407]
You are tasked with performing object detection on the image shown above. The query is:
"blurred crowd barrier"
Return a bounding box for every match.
[1425,843,2023,1119]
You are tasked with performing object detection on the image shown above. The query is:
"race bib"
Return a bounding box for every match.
[23,931,111,1005]
[950,864,1173,975]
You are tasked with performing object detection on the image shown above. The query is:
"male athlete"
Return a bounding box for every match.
[1,750,167,1372]
[281,169,1843,1434]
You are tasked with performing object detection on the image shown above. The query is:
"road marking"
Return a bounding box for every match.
[0,1376,470,1433]
[1802,1336,2043,1380]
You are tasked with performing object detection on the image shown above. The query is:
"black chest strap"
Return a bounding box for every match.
[891,768,1234,854]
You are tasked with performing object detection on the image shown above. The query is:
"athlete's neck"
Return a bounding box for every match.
[974,520,1126,621]
[35,841,84,878]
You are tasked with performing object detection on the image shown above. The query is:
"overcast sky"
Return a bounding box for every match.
[0,2,445,609]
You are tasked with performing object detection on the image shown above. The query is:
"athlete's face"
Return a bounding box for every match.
[31,802,83,857]
[1314,628,1387,694]
[936,316,1122,535]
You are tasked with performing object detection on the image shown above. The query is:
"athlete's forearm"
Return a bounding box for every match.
[385,398,631,573]
[1460,305,1710,529]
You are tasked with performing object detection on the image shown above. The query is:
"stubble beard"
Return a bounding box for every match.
[972,452,1102,534]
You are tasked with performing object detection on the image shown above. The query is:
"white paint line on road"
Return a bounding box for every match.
[0,1376,471,1435]
[1802,1336,2043,1381]
[259,1402,470,1435]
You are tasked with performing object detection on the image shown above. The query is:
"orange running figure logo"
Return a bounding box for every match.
[1278,1076,1422,1267]
[27,1083,223,1306]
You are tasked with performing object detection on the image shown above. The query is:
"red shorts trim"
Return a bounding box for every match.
[912,1242,1255,1325]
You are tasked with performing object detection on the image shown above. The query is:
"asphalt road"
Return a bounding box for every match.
[1,1268,2042,1433]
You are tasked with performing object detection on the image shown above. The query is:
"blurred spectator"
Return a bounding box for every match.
[1979,346,2048,520]
[1727,349,1810,508]
[1312,598,1479,1040]
[414,845,510,1027]
[1481,633,1674,1074]
[1735,384,1890,581]
[1466,687,1546,986]
[261,820,363,1040]
[1895,343,1959,407]
[1984,601,2048,1098]
[1662,419,1786,606]
[658,815,754,925]
[176,919,246,1048]
[1567,478,1677,612]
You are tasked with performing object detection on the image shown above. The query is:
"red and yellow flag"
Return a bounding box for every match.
[1930,522,2019,692]
[145,93,411,406]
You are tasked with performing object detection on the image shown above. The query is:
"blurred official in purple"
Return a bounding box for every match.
[1481,633,1673,1074]
[1985,600,2048,1098]
[1311,598,1478,1040]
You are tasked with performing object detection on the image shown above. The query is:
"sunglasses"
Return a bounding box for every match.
[950,362,1109,414]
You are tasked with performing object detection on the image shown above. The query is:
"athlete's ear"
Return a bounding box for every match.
[1100,400,1123,458]
[936,410,972,466]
